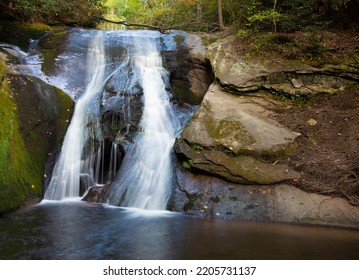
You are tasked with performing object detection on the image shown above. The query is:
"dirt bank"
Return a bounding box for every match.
[274,89,359,205]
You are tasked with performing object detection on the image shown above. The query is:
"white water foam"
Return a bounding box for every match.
[44,32,106,200]
[105,35,179,210]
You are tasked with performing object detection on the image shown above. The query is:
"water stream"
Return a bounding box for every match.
[45,32,106,200]
[43,30,180,209]
[104,35,179,209]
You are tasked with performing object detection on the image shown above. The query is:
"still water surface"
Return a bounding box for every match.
[0,201,359,259]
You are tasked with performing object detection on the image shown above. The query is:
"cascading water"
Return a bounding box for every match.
[44,32,106,200]
[105,35,179,210]
[44,29,181,210]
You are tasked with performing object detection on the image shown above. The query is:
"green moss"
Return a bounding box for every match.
[198,34,218,48]
[182,161,191,169]
[39,31,69,75]
[0,61,42,213]
[206,118,256,146]
[54,87,73,145]
[172,80,203,105]
[0,21,51,49]
[182,159,194,170]
[269,90,309,104]
[191,144,204,151]
[174,35,185,47]
[345,83,359,90]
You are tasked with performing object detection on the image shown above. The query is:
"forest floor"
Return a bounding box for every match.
[274,89,359,206]
[231,29,359,67]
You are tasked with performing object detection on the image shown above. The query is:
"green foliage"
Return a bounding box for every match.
[191,144,204,151]
[182,159,194,170]
[102,0,224,31]
[239,28,350,67]
[99,0,354,32]
[182,161,191,170]
[345,83,359,90]
[236,29,253,38]
[2,0,106,26]
[3,0,354,31]
[247,10,286,31]
[237,0,358,33]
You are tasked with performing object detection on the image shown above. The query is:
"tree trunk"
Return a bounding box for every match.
[273,0,277,33]
[218,0,224,29]
[197,2,203,22]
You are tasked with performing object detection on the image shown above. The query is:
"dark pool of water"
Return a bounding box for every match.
[0,200,359,260]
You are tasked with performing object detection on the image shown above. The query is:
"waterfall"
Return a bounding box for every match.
[44,32,106,200]
[44,30,179,210]
[105,35,178,210]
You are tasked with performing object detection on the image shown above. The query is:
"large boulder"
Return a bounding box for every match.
[175,83,300,184]
[207,36,359,98]
[0,57,73,214]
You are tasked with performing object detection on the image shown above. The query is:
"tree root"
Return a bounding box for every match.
[336,169,359,206]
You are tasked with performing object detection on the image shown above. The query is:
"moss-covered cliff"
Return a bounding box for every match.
[0,60,39,213]
[0,59,73,214]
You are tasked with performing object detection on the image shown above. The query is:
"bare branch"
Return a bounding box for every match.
[99,17,170,33]
[99,17,220,33]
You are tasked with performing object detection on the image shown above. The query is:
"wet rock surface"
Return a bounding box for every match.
[163,32,214,104]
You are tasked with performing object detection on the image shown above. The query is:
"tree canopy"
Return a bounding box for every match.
[0,0,358,30]
[101,0,359,31]
[0,0,106,26]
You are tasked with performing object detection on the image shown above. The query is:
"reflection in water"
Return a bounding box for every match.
[0,202,359,260]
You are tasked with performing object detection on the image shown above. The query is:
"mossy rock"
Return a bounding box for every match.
[38,30,69,75]
[207,34,359,99]
[173,34,185,47]
[175,84,300,184]
[0,21,52,49]
[0,60,73,214]
[0,61,41,213]
[171,79,203,105]
[175,139,299,184]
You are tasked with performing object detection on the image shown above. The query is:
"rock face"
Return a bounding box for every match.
[169,162,359,228]
[38,29,214,107]
[172,33,359,227]
[207,36,359,98]
[0,57,73,214]
[163,32,214,104]
[175,83,300,184]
